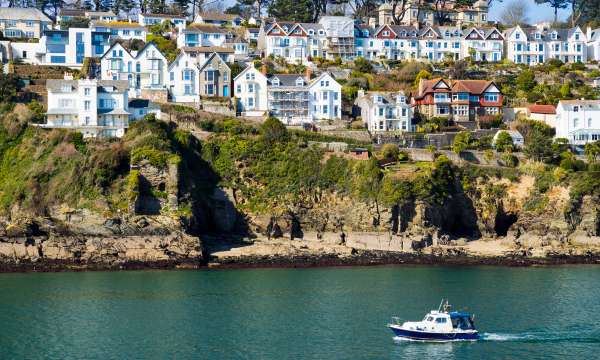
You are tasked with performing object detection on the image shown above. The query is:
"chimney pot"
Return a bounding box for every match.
[305,67,312,81]
[260,64,268,75]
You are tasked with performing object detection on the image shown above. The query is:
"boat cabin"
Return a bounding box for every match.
[449,311,476,330]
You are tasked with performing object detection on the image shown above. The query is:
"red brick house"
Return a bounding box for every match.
[412,78,503,124]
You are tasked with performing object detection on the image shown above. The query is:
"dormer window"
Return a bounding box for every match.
[308,29,314,35]
[454,30,459,36]
[551,32,557,40]
[445,31,450,37]
[574,105,579,112]
[295,78,304,86]
[273,28,280,34]
[535,33,541,40]
[376,96,383,103]
[272,78,279,86]
[318,30,324,36]
[401,31,406,37]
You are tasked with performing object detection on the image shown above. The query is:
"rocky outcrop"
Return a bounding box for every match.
[0,213,204,271]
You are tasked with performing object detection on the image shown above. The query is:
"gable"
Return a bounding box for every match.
[486,29,503,40]
[266,23,287,36]
[465,29,482,40]
[288,24,307,37]
[483,83,500,93]
[376,25,396,38]
[433,79,450,89]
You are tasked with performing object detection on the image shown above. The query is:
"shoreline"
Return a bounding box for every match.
[1,250,600,273]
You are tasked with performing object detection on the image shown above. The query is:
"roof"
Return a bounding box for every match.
[93,21,146,29]
[449,311,472,319]
[0,7,52,22]
[140,13,185,19]
[184,24,228,33]
[451,80,495,94]
[559,99,600,107]
[247,28,259,33]
[527,104,556,115]
[48,79,129,93]
[197,52,230,72]
[98,108,130,115]
[268,74,307,87]
[182,46,234,53]
[86,11,116,17]
[197,13,240,21]
[356,91,407,106]
[59,9,85,17]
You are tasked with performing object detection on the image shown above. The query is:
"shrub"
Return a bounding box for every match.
[501,153,519,168]
[381,144,399,159]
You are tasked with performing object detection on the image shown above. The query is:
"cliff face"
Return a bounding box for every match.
[239,173,600,256]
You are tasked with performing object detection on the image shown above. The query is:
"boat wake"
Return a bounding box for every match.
[481,332,600,343]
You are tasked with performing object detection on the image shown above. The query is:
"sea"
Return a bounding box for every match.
[0,265,599,359]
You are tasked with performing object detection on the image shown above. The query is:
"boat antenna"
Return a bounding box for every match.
[438,299,444,312]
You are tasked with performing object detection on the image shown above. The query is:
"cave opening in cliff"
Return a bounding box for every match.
[494,212,518,237]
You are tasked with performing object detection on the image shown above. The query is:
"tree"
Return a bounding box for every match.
[570,0,600,26]
[261,117,288,144]
[524,130,554,162]
[353,158,384,225]
[494,131,514,152]
[516,69,536,92]
[535,0,569,23]
[500,0,529,26]
[390,0,411,24]
[268,0,314,22]
[414,69,432,88]
[0,74,20,103]
[353,57,373,73]
[585,141,600,163]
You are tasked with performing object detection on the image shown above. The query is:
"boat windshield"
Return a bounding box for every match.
[424,316,434,322]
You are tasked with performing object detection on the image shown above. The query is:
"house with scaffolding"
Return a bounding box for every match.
[234,66,341,124]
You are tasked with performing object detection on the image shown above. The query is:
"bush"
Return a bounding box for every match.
[350,120,365,129]
[501,153,519,168]
[494,131,514,152]
[261,117,288,144]
[381,144,399,159]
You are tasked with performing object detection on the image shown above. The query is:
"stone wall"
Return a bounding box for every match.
[140,89,168,103]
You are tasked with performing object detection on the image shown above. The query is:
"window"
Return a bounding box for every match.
[573,106,579,112]
[50,56,66,64]
[247,97,254,107]
[574,118,579,127]
[205,84,214,95]
[236,84,241,93]
[323,105,328,114]
[483,94,498,102]
[295,78,304,86]
[435,318,447,323]
[84,88,91,96]
[170,72,174,81]
[323,92,328,100]
[223,72,228,81]
[575,34,580,40]
[184,84,193,95]
[136,63,141,72]
[84,100,91,110]
[184,70,193,81]
[205,70,215,82]
[333,92,338,100]
[515,33,520,40]
[272,78,279,86]
[25,32,34,38]
[248,84,254,93]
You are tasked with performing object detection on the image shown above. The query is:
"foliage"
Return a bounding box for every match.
[452,131,472,154]
[516,69,536,92]
[381,144,400,159]
[353,57,373,73]
[146,34,179,63]
[260,117,288,145]
[414,69,432,88]
[494,131,514,152]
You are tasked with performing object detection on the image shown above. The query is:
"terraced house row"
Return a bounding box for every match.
[260,18,600,64]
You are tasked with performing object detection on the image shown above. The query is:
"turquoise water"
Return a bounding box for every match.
[0,266,599,359]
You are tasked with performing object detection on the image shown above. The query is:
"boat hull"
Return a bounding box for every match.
[389,326,480,341]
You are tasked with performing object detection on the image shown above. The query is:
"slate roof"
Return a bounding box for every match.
[47,79,129,93]
[197,13,240,21]
[268,74,307,87]
[0,7,51,22]
[184,25,228,33]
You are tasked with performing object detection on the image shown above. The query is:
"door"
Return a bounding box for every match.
[223,85,229,97]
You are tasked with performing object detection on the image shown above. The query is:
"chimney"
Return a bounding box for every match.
[63,72,73,80]
[587,26,592,40]
[305,67,312,81]
[357,89,365,98]
[260,64,268,76]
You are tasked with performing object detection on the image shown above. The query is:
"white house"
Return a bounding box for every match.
[461,27,504,62]
[40,28,111,68]
[587,27,600,61]
[417,26,463,61]
[139,13,186,30]
[369,24,420,60]
[85,11,118,22]
[234,66,341,124]
[505,25,587,65]
[167,51,201,104]
[44,76,130,138]
[225,34,249,60]
[246,28,260,43]
[307,72,342,122]
[555,99,600,147]
[91,21,147,42]
[234,65,269,117]
[100,42,169,99]
[129,99,162,121]
[355,90,413,132]
[178,25,228,48]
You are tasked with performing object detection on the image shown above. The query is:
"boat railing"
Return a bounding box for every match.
[390,316,402,325]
